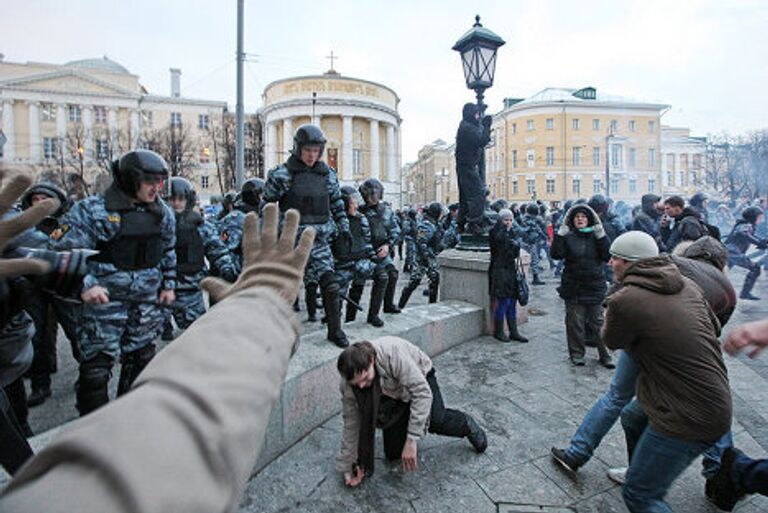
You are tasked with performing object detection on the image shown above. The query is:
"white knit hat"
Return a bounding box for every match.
[609,231,659,261]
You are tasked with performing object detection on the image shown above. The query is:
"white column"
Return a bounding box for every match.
[386,123,396,183]
[82,106,93,158]
[369,119,380,179]
[28,102,40,163]
[56,104,67,139]
[266,121,278,170]
[342,115,353,181]
[107,107,118,153]
[130,110,139,148]
[281,117,293,160]
[1,100,15,161]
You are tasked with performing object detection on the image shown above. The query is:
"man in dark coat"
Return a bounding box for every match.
[550,205,613,367]
[454,103,491,235]
[660,195,708,251]
[632,194,664,251]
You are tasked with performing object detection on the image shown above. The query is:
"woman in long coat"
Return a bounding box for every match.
[489,209,528,342]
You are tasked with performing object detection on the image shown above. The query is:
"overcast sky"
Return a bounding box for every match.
[3,0,767,162]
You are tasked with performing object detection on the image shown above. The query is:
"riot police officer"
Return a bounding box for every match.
[352,178,401,323]
[162,177,236,339]
[727,206,767,300]
[235,178,264,214]
[398,202,443,309]
[53,149,176,416]
[403,208,418,273]
[261,124,351,347]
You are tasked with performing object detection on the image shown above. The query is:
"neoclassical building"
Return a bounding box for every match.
[660,125,706,198]
[261,70,402,207]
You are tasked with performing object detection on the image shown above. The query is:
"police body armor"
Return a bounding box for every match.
[175,211,205,275]
[365,206,389,250]
[280,170,330,225]
[334,215,368,263]
[94,208,163,271]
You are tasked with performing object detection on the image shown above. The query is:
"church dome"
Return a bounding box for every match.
[65,56,131,75]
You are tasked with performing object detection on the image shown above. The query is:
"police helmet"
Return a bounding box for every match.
[222,191,237,207]
[690,192,709,209]
[588,194,608,214]
[448,202,459,212]
[359,178,384,205]
[292,124,326,158]
[240,178,265,207]
[114,149,169,196]
[407,208,417,219]
[526,203,540,216]
[21,182,68,217]
[742,206,763,225]
[490,199,508,212]
[340,185,362,210]
[426,202,443,221]
[170,177,197,208]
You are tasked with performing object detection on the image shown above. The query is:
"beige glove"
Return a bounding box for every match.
[202,203,315,303]
[0,172,60,279]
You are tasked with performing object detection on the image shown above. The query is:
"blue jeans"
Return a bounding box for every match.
[567,352,732,474]
[493,298,516,324]
[621,400,711,513]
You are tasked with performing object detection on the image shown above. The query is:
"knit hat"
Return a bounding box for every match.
[609,231,659,261]
[498,208,513,221]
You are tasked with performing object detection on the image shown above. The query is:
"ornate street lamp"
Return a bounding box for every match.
[452,15,506,111]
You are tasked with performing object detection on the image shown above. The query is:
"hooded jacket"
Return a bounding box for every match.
[455,103,491,168]
[632,194,664,250]
[602,256,731,443]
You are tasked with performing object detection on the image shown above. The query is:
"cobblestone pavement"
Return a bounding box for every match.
[239,265,768,513]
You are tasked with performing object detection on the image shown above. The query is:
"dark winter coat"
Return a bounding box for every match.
[661,207,708,251]
[455,103,491,168]
[550,205,611,304]
[488,221,520,298]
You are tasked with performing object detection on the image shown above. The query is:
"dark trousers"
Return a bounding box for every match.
[457,166,484,230]
[565,301,610,361]
[382,369,469,460]
[0,388,33,475]
[26,296,59,387]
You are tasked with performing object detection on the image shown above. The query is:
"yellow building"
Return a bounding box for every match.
[402,139,458,207]
[261,69,402,207]
[486,87,669,202]
[0,56,227,197]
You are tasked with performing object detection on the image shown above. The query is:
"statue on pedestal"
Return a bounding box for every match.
[455,102,493,237]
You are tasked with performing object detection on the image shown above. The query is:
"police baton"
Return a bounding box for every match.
[338,291,363,312]
[52,292,187,312]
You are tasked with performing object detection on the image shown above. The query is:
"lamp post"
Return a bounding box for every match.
[452,15,506,114]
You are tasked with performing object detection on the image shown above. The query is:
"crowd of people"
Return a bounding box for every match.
[0,121,767,512]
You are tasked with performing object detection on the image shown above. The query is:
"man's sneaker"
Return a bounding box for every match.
[551,447,581,473]
[571,357,586,366]
[466,415,488,453]
[600,357,616,369]
[705,447,746,511]
[740,293,761,301]
[607,467,627,485]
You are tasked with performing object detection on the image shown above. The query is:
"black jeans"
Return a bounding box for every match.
[382,369,469,460]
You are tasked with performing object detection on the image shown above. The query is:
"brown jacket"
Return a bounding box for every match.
[336,336,433,473]
[602,256,732,443]
[0,287,299,513]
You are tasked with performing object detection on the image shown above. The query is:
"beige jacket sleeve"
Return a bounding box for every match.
[335,380,361,474]
[0,287,299,513]
[388,342,432,442]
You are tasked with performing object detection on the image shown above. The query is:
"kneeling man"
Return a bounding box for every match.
[336,337,487,487]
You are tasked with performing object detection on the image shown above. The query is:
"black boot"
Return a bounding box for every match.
[305,283,318,322]
[507,316,528,343]
[346,283,364,323]
[428,278,440,303]
[322,284,349,348]
[27,375,52,407]
[383,268,401,313]
[292,297,300,312]
[465,414,488,453]
[740,266,761,300]
[76,354,113,416]
[161,319,175,341]
[532,274,545,285]
[366,277,387,327]
[398,283,417,310]
[493,318,510,342]
[117,344,156,397]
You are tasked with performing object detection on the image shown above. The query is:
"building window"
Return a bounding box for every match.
[245,149,255,168]
[353,149,362,176]
[141,111,153,128]
[648,177,656,193]
[546,146,555,166]
[611,180,619,195]
[526,149,535,168]
[198,114,209,130]
[68,105,81,123]
[648,120,656,133]
[170,112,182,128]
[572,118,580,130]
[511,123,516,134]
[201,175,209,189]
[629,178,637,194]
[629,148,637,168]
[95,137,109,160]
[527,120,534,131]
[629,120,636,132]
[41,103,56,122]
[572,147,582,166]
[572,179,581,195]
[611,145,622,167]
[666,171,674,187]
[512,181,519,195]
[546,178,555,194]
[512,149,517,168]
[610,119,618,133]
[546,118,554,130]
[94,106,107,124]
[43,137,58,159]
[648,148,656,168]
[526,179,536,195]
[593,147,600,167]
[593,119,600,131]
[245,122,254,137]
[593,179,602,193]
[200,146,210,164]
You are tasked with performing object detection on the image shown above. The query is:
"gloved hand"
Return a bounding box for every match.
[0,172,60,279]
[201,203,314,304]
[557,223,570,236]
[482,115,493,128]
[593,223,606,239]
